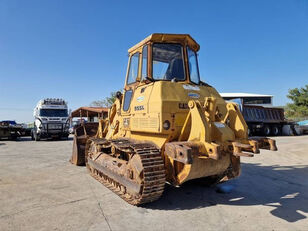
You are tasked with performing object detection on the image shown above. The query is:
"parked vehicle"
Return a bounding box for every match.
[32,98,69,141]
[297,120,308,134]
[0,121,22,140]
[71,33,277,205]
[22,123,34,136]
[223,97,293,136]
[242,105,286,136]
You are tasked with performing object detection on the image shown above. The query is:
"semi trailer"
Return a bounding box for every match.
[0,121,22,140]
[220,94,294,136]
[242,104,286,136]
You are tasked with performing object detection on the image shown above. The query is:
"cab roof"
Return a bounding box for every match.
[128,33,200,54]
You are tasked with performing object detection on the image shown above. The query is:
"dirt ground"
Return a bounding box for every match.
[0,135,307,231]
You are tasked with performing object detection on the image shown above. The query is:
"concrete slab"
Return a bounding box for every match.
[0,136,307,230]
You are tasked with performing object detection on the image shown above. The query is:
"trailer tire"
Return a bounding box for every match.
[10,135,17,141]
[262,125,271,136]
[271,125,281,136]
[31,130,35,140]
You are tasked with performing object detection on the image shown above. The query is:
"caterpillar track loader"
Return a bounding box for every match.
[73,33,277,205]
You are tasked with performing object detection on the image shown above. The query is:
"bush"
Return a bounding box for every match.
[286,85,308,121]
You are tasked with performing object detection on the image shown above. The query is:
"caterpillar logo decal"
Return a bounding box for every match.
[137,96,145,102]
[188,92,200,98]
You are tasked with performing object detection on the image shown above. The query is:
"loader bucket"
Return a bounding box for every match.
[70,122,99,166]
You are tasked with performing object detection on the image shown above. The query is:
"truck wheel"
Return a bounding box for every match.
[10,135,17,141]
[34,132,40,141]
[262,125,271,136]
[271,126,281,136]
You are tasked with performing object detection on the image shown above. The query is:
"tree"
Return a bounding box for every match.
[285,85,308,120]
[90,91,118,108]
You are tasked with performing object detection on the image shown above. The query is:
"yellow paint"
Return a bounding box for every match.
[95,34,257,186]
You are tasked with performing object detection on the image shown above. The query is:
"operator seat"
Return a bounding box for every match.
[165,59,184,80]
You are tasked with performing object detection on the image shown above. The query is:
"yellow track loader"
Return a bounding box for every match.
[72,33,277,205]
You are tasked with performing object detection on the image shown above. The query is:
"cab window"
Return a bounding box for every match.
[141,45,148,80]
[127,53,140,85]
[152,43,185,81]
[187,47,200,84]
[123,90,133,111]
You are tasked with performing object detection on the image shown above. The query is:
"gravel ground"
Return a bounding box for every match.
[0,135,307,231]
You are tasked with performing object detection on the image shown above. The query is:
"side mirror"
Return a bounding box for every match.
[116,91,122,99]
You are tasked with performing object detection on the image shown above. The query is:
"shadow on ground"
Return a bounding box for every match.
[145,163,308,223]
[15,137,73,142]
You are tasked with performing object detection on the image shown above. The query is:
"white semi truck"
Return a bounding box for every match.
[32,98,70,141]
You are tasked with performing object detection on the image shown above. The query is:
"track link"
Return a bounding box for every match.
[87,139,166,205]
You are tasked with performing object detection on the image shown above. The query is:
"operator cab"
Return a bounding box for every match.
[125,33,201,88]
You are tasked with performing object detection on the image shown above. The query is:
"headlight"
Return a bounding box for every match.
[163,120,170,130]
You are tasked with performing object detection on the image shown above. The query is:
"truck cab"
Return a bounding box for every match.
[32,98,70,141]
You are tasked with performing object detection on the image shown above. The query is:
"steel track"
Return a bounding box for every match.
[87,140,166,205]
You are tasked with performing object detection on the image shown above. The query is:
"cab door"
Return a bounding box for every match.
[122,45,148,114]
